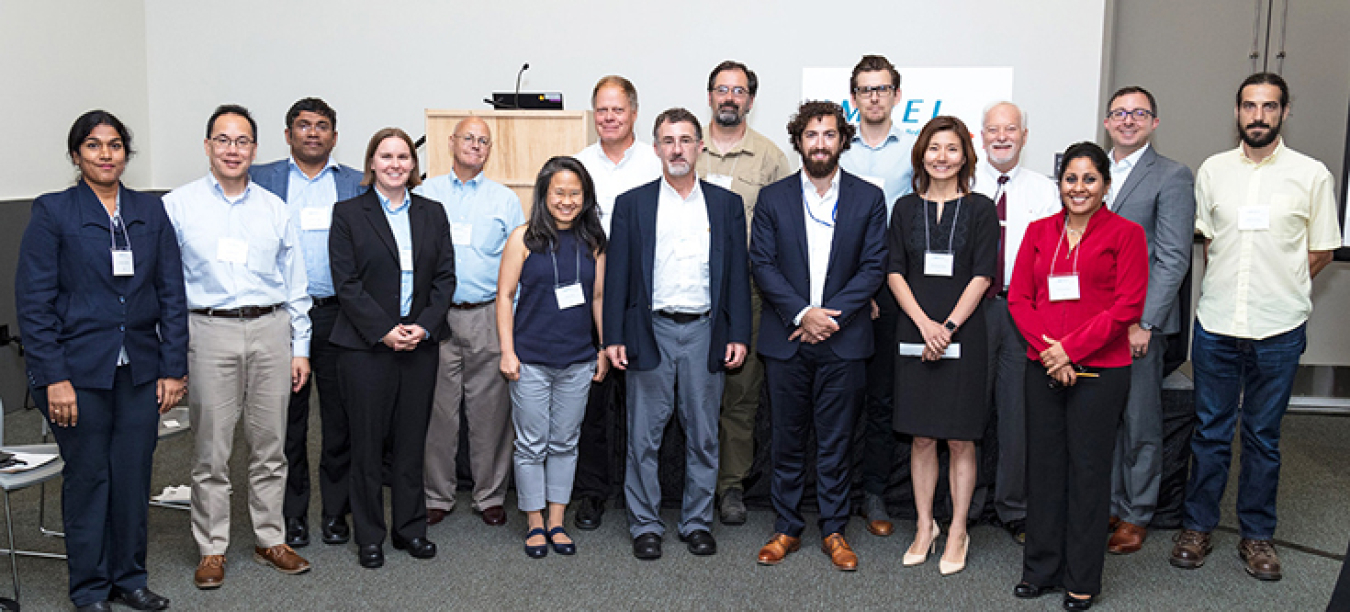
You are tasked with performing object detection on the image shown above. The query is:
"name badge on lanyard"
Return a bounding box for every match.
[112,249,134,276]
[922,196,961,277]
[451,223,473,245]
[1048,274,1081,302]
[1238,206,1270,231]
[706,173,734,190]
[399,248,414,271]
[555,284,585,309]
[216,237,248,264]
[300,207,331,231]
[924,251,954,277]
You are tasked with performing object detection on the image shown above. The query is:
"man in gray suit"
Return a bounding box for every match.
[1101,86,1196,554]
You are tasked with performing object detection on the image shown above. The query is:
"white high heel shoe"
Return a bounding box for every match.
[903,520,940,566]
[939,532,970,576]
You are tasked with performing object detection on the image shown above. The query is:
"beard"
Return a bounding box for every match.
[1239,118,1282,149]
[802,148,840,179]
[714,102,744,127]
[986,147,1016,167]
[664,158,692,177]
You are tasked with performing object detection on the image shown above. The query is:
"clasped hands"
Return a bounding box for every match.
[382,323,427,352]
[789,307,841,344]
[917,318,952,362]
[1039,335,1077,387]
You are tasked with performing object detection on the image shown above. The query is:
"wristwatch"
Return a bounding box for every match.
[1140,322,1155,331]
[943,320,958,333]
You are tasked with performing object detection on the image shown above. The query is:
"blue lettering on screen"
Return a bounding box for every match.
[901,100,947,123]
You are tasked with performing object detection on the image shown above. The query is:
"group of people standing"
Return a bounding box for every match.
[13,52,1339,612]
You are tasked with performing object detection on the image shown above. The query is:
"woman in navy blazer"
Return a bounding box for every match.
[16,111,187,611]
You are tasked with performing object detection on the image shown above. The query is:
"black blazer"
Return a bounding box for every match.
[16,181,188,389]
[328,190,456,350]
[751,170,888,361]
[603,179,752,373]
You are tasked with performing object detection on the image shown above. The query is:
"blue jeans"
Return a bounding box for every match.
[1184,321,1305,539]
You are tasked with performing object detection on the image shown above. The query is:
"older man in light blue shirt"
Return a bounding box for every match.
[415,117,525,526]
[163,105,312,589]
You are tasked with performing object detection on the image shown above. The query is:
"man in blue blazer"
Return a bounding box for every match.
[251,98,367,549]
[1100,86,1196,554]
[604,108,751,560]
[752,101,887,571]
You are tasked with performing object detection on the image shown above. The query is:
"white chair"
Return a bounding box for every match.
[0,398,66,603]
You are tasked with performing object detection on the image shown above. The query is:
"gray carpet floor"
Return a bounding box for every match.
[2,406,1346,611]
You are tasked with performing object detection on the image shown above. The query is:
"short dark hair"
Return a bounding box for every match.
[67,109,135,159]
[850,55,901,92]
[652,108,703,141]
[526,156,607,256]
[591,76,638,111]
[1107,85,1158,116]
[360,128,422,189]
[1237,71,1290,108]
[285,97,337,131]
[707,60,758,97]
[786,101,855,155]
[206,104,257,141]
[910,116,978,195]
[1057,141,1112,185]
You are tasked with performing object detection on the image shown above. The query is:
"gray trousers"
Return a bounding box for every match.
[987,296,1029,524]
[625,315,723,538]
[424,304,513,512]
[1111,333,1168,525]
[510,362,595,511]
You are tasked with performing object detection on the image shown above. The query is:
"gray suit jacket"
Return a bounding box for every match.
[1110,146,1195,335]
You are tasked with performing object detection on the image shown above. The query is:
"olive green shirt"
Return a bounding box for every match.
[696,127,792,242]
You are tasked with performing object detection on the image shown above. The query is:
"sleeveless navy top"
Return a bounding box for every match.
[514,228,597,367]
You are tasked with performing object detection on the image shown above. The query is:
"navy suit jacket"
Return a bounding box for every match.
[16,181,189,389]
[751,170,888,361]
[603,179,752,373]
[328,190,457,350]
[1108,146,1196,335]
[250,159,367,203]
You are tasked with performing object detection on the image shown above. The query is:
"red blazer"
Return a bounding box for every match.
[1008,209,1147,368]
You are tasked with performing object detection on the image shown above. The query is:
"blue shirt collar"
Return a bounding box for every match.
[376,188,410,214]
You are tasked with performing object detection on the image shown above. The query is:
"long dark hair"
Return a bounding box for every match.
[525,156,606,255]
[910,115,977,196]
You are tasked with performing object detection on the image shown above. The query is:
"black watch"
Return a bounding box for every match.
[943,320,958,333]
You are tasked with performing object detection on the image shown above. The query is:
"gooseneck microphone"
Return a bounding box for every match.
[514,63,530,109]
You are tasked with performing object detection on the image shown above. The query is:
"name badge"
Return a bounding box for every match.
[451,223,473,245]
[1238,206,1270,231]
[860,175,886,190]
[924,251,954,277]
[399,248,414,271]
[706,173,734,190]
[216,238,248,264]
[112,249,134,276]
[1048,274,1081,302]
[555,283,585,310]
[300,207,331,231]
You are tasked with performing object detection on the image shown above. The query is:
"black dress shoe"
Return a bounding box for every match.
[358,544,384,569]
[111,586,170,610]
[678,529,717,556]
[1013,582,1053,599]
[321,515,350,545]
[1063,593,1095,610]
[632,532,662,560]
[574,497,604,531]
[76,602,112,612]
[285,516,310,548]
[392,536,437,559]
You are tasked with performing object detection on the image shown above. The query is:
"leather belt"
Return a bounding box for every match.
[656,310,708,324]
[190,303,284,319]
[311,296,338,308]
[448,299,494,310]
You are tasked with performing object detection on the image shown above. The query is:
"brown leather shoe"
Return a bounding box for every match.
[1169,529,1212,569]
[1238,538,1282,581]
[1107,521,1147,554]
[194,555,225,590]
[426,508,448,526]
[865,519,894,537]
[821,533,858,571]
[1108,515,1121,532]
[756,533,800,565]
[254,544,311,575]
[480,505,507,526]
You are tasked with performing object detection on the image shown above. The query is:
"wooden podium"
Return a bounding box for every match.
[424,110,595,213]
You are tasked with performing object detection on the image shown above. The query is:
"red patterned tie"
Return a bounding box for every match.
[988,174,1009,299]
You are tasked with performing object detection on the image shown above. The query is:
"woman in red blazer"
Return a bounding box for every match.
[1007,142,1147,610]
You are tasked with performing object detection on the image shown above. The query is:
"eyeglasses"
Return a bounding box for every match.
[294,122,332,134]
[210,135,255,149]
[710,85,749,97]
[852,85,896,97]
[457,134,491,147]
[1107,108,1155,122]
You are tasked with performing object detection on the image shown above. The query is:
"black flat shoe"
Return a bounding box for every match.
[1013,582,1053,599]
[574,497,604,530]
[1063,593,1095,610]
[285,516,310,548]
[111,586,170,611]
[76,602,112,612]
[679,529,717,556]
[391,536,437,559]
[547,526,576,555]
[525,527,549,559]
[321,515,350,545]
[358,544,384,569]
[632,532,662,560]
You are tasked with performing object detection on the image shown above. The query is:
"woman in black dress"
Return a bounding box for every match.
[887,115,998,575]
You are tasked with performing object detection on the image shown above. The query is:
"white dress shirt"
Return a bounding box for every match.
[575,140,663,236]
[651,178,711,313]
[972,160,1061,289]
[1107,143,1150,210]
[795,170,841,324]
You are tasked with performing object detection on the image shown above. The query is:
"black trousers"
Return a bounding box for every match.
[284,301,348,520]
[573,371,625,500]
[37,367,158,607]
[338,343,437,546]
[765,343,865,538]
[857,286,899,499]
[1022,361,1129,596]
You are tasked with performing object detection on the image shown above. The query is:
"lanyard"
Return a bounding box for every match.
[549,238,581,288]
[803,182,838,227]
[109,195,132,252]
[1049,218,1083,277]
[923,196,962,253]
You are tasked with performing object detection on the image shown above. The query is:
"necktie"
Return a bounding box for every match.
[987,174,1009,299]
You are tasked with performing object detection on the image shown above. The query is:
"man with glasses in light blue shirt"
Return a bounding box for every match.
[252,97,367,550]
[416,117,525,528]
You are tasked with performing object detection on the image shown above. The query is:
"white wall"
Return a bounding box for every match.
[139,0,1107,190]
[0,1,151,199]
